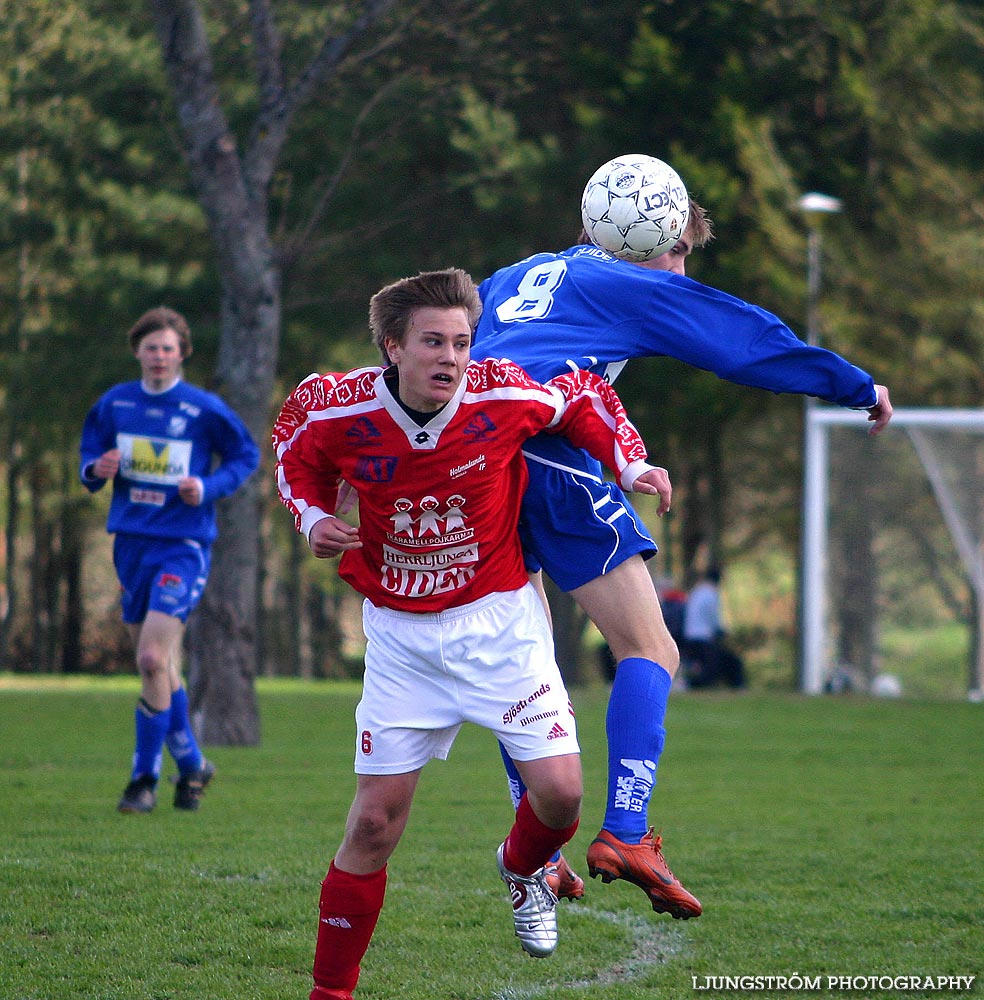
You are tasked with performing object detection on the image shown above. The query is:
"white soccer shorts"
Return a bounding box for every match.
[353,584,579,775]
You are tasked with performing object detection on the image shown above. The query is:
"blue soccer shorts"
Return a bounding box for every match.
[518,457,657,592]
[112,533,210,624]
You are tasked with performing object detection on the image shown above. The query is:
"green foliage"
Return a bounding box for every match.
[1,678,981,998]
[0,0,212,435]
[1,0,983,680]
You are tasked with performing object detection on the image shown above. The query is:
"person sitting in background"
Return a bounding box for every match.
[682,566,745,689]
[656,577,688,646]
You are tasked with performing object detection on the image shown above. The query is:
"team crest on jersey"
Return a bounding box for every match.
[354,455,398,483]
[346,416,383,444]
[463,411,497,443]
[167,415,188,437]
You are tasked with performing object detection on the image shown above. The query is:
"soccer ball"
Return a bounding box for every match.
[581,154,689,262]
[870,673,903,698]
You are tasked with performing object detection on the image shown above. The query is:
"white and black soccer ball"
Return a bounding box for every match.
[581,154,689,262]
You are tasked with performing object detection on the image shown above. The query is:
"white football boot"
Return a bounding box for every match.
[497,843,559,958]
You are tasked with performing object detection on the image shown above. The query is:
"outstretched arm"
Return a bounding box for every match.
[544,368,648,483]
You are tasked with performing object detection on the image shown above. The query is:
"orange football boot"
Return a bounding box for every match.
[544,852,585,901]
[586,827,701,918]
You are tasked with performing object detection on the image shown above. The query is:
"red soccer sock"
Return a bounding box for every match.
[310,861,387,999]
[502,792,579,877]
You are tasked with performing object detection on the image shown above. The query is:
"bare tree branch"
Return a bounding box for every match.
[147,0,254,234]
[247,0,284,119]
[244,0,399,193]
[278,74,407,271]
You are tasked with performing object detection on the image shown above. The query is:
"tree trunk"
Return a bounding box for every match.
[1,450,21,667]
[60,492,85,674]
[187,481,263,744]
[29,461,57,673]
[188,250,280,745]
[148,0,396,736]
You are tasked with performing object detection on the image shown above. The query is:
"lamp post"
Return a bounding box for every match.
[798,192,843,346]
[798,192,842,694]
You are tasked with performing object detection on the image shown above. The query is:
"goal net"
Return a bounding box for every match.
[801,406,984,700]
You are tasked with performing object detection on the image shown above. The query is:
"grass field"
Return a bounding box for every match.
[1,676,981,1000]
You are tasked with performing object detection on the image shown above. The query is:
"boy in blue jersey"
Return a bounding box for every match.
[472,182,893,918]
[80,307,260,813]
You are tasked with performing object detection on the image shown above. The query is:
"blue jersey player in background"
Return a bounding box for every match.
[80,307,260,814]
[472,175,893,918]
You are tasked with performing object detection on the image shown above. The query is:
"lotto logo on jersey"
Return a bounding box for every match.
[118,433,191,485]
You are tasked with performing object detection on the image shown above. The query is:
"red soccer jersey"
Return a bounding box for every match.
[273,358,651,613]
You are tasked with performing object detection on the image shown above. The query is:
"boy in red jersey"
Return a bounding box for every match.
[272,268,671,999]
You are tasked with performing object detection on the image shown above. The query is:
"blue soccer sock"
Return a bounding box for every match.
[131,698,169,781]
[498,740,527,810]
[601,657,672,842]
[165,686,204,776]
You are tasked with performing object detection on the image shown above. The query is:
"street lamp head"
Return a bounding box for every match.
[798,192,843,216]
[798,193,841,349]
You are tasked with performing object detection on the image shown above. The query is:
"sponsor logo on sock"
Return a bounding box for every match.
[613,758,657,813]
[620,758,656,783]
[546,722,568,740]
[321,916,353,929]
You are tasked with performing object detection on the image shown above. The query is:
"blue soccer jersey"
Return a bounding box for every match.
[80,379,260,545]
[472,244,879,589]
[474,244,876,476]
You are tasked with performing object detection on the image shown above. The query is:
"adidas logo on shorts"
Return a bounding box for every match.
[546,722,568,740]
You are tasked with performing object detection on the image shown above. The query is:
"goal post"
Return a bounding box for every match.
[800,405,984,698]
